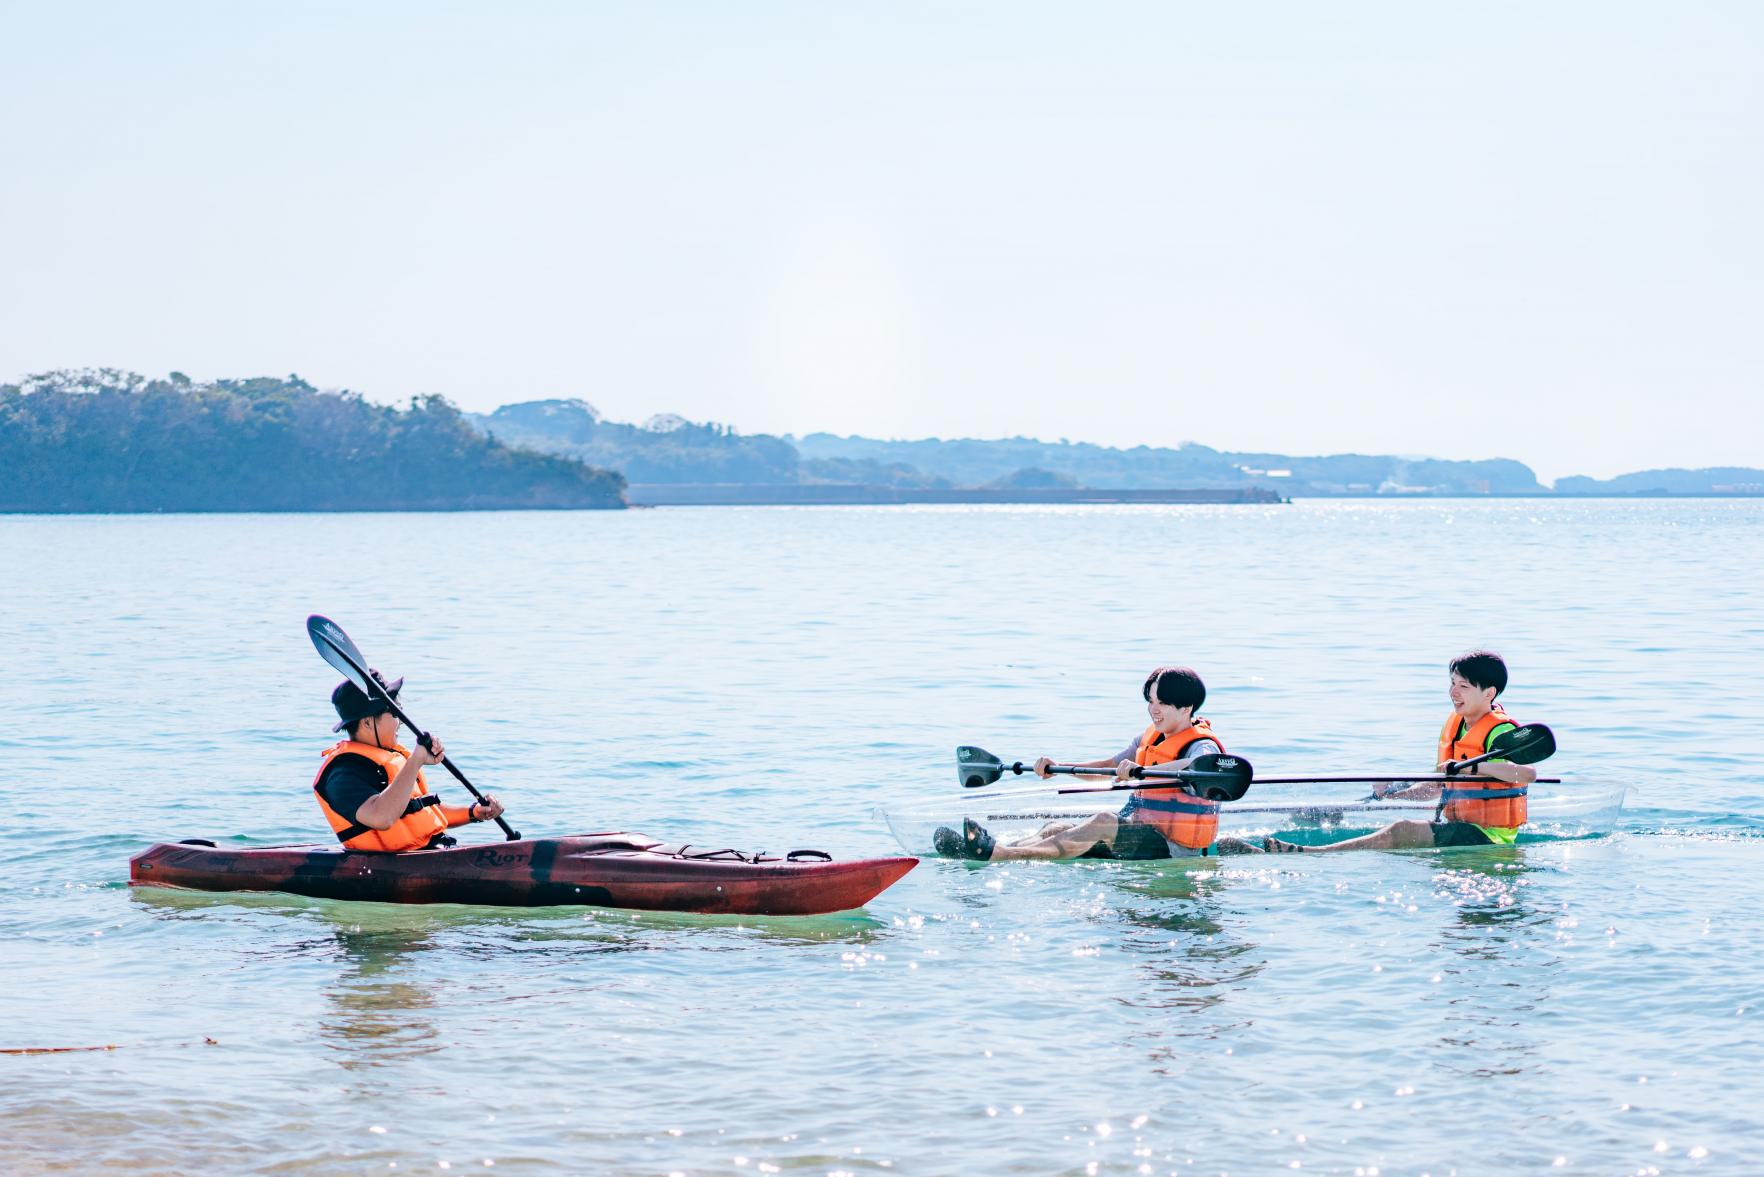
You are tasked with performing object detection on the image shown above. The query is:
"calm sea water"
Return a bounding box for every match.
[3,500,1762,1175]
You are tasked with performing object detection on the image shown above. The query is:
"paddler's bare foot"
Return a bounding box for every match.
[1262,836,1309,853]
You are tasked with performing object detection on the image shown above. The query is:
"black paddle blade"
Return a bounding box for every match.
[306,614,372,691]
[1188,753,1253,802]
[1132,753,1254,800]
[957,745,1005,789]
[1491,723,1556,765]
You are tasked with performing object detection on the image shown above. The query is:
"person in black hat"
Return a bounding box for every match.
[312,670,504,851]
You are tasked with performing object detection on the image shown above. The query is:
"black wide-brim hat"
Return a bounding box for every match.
[331,672,403,731]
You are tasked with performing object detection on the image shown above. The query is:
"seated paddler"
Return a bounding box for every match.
[1266,649,1535,853]
[936,666,1246,861]
[314,671,504,852]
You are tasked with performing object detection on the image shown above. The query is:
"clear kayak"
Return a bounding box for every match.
[880,778,1628,858]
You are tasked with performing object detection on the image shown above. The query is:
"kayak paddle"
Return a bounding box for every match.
[959,745,1253,801]
[1240,725,1559,787]
[1447,722,1555,774]
[306,614,522,841]
[1250,774,1558,785]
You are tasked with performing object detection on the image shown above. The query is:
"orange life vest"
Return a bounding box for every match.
[1437,707,1528,828]
[1125,719,1223,851]
[313,740,451,852]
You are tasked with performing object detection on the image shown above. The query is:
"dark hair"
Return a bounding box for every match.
[1143,666,1206,711]
[1450,650,1508,696]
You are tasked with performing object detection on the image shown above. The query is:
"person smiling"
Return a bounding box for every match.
[312,670,504,852]
[1266,650,1537,853]
[935,666,1232,861]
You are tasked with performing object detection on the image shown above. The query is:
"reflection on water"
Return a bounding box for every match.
[1431,847,1539,928]
[1107,864,1267,1075]
[129,884,893,947]
[1419,853,1560,1084]
[320,925,445,1071]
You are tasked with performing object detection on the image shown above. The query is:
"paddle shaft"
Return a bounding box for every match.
[1447,742,1521,774]
[1254,774,1563,786]
[316,625,522,841]
[1189,800,1515,816]
[995,760,1236,784]
[1058,776,1559,796]
[989,800,1476,817]
[369,695,521,841]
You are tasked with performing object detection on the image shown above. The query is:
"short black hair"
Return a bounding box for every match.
[1450,650,1508,696]
[1143,666,1206,711]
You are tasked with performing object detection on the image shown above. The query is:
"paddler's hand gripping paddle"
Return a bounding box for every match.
[307,614,522,841]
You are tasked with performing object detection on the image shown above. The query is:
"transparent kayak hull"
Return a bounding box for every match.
[880,778,1628,858]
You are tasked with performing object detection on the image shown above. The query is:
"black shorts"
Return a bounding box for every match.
[1080,821,1175,861]
[1431,821,1494,848]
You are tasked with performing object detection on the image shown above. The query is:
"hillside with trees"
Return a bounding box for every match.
[1554,467,1764,495]
[8,375,1756,510]
[791,433,1551,495]
[478,399,798,484]
[0,371,626,512]
[472,401,1562,495]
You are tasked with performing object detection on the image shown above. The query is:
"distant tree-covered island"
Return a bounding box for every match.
[4,372,1758,513]
[475,397,1764,499]
[0,371,626,513]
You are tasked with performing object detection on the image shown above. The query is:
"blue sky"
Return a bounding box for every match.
[2,1,1759,479]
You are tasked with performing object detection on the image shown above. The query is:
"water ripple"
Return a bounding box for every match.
[2,501,1761,1173]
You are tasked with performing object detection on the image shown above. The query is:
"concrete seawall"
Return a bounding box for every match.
[625,484,1287,506]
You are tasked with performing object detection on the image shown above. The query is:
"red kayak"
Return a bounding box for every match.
[130,833,917,916]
